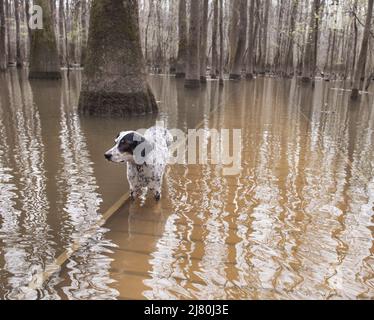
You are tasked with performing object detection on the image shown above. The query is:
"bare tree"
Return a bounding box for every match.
[79,0,157,116]
[200,0,208,83]
[29,0,61,79]
[219,0,224,85]
[211,0,219,79]
[175,0,187,78]
[230,0,247,79]
[0,0,7,71]
[351,0,374,99]
[301,0,321,82]
[185,0,200,88]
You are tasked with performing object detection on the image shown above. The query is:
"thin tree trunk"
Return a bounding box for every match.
[0,0,7,71]
[230,0,247,79]
[259,0,270,73]
[351,0,374,99]
[59,0,67,67]
[245,0,255,79]
[7,0,16,66]
[351,0,358,83]
[211,0,218,79]
[219,0,224,85]
[284,0,298,77]
[185,0,200,88]
[301,0,321,82]
[200,0,208,83]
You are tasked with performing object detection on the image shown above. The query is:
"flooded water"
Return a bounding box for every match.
[0,70,373,299]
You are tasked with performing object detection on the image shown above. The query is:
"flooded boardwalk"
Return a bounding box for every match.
[0,71,373,299]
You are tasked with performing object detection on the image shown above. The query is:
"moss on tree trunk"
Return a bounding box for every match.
[78,0,157,116]
[29,0,61,79]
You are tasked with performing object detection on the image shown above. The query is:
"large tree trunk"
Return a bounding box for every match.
[0,0,7,71]
[175,0,187,78]
[351,0,374,99]
[200,0,208,83]
[211,0,218,79]
[184,0,200,88]
[29,0,61,79]
[79,0,157,116]
[230,0,247,79]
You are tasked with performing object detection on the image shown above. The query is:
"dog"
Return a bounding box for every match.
[104,126,173,201]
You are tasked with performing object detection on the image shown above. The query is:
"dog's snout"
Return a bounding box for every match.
[104,153,112,161]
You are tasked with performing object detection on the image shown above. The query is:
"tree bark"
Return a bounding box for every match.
[200,0,208,83]
[59,0,67,67]
[245,0,255,79]
[6,0,16,66]
[184,0,200,88]
[259,0,270,73]
[211,0,218,79]
[79,0,157,116]
[301,0,321,83]
[284,0,298,77]
[29,0,61,79]
[218,0,224,85]
[175,0,187,78]
[351,0,373,99]
[0,0,8,71]
[229,0,247,79]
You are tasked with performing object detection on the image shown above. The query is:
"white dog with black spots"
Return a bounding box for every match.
[105,126,173,201]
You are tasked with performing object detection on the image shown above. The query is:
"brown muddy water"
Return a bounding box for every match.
[0,70,373,300]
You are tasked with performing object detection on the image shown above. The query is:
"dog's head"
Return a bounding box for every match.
[104,131,152,164]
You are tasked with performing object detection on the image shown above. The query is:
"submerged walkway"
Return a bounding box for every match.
[55,79,374,300]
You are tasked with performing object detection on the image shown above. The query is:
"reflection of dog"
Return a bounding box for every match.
[105,126,173,201]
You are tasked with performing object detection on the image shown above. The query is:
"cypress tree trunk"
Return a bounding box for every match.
[301,0,320,83]
[228,0,240,77]
[6,0,17,66]
[284,0,298,78]
[245,0,255,79]
[29,0,61,79]
[200,0,208,83]
[184,0,200,88]
[211,0,218,79]
[0,0,7,71]
[229,0,247,79]
[351,0,374,99]
[175,0,187,78]
[59,0,67,67]
[78,0,157,116]
[14,0,27,67]
[259,0,270,73]
[218,0,224,85]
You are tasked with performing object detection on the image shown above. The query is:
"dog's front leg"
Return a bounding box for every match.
[127,164,141,200]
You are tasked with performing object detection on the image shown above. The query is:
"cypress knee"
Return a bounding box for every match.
[78,0,157,116]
